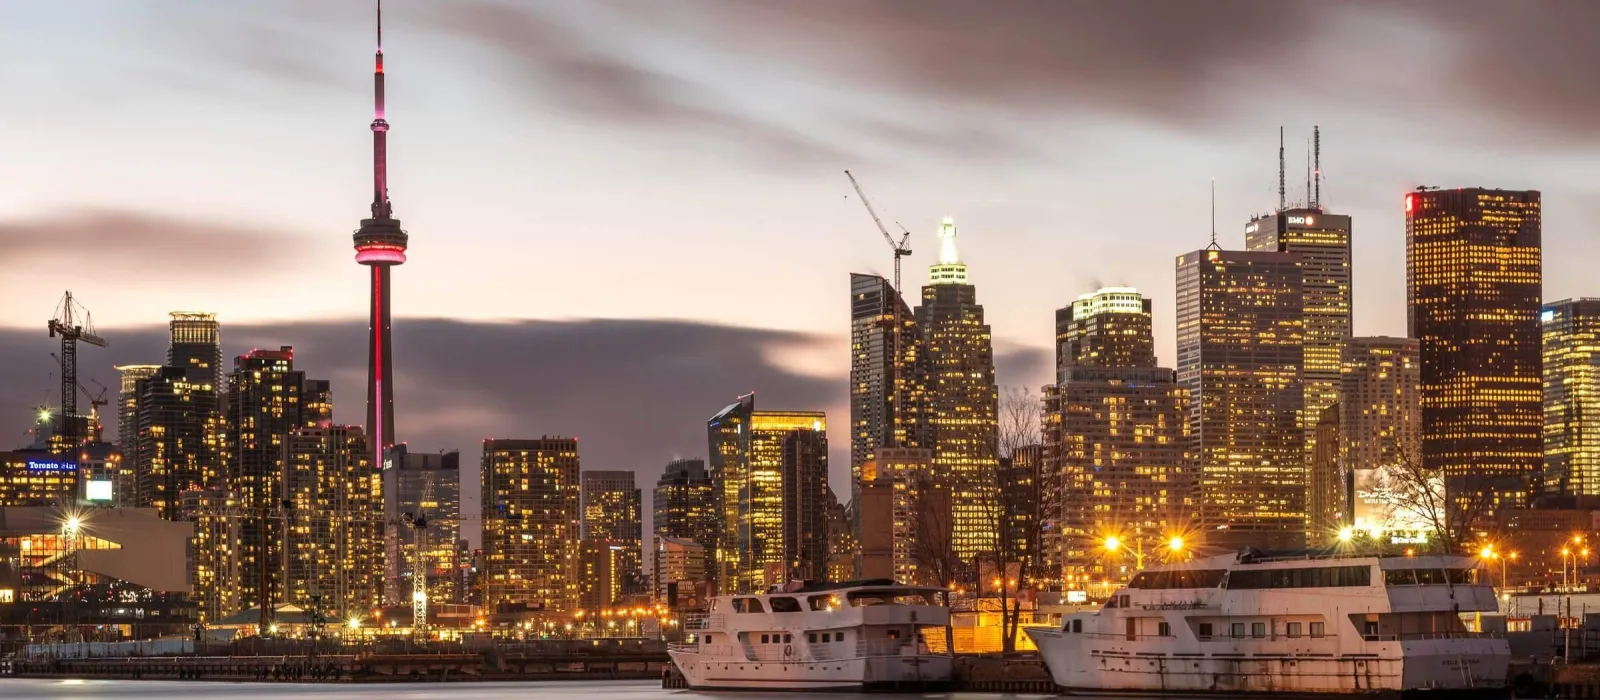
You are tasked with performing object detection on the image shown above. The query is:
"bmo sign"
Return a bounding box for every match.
[1286,215,1315,226]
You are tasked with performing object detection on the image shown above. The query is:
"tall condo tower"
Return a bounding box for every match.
[353,2,408,475]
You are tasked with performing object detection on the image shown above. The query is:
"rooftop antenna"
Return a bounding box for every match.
[1277,126,1286,212]
[1207,179,1221,251]
[1313,124,1322,210]
[1305,137,1312,209]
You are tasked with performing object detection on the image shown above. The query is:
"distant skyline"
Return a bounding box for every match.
[4,1,1599,504]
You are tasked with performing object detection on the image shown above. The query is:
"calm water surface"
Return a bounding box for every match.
[0,679,1063,700]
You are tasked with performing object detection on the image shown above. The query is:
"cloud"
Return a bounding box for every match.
[0,209,299,276]
[437,1,853,164]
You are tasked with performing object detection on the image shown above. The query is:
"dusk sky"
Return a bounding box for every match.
[3,1,1598,520]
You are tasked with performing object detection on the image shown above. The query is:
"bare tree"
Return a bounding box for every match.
[1366,446,1495,553]
[909,476,960,654]
[975,386,1042,653]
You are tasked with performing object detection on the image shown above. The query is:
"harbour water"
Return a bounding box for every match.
[0,679,1061,699]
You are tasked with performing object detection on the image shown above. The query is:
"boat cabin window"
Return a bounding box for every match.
[731,598,766,613]
[769,597,802,613]
[1251,622,1266,638]
[1226,565,1371,590]
[1128,569,1227,589]
[1072,619,1083,633]
[1102,596,1117,609]
[1384,568,1477,585]
[807,595,836,611]
[1230,622,1245,638]
[1310,622,1325,638]
[847,590,936,607]
[1287,622,1302,638]
[1157,622,1171,637]
[1197,623,1213,638]
[703,634,714,644]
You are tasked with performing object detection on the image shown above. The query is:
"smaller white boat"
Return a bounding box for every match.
[668,579,953,691]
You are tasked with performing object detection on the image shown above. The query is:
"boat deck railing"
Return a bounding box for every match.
[665,638,938,661]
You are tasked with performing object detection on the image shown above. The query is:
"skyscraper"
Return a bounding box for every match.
[114,364,160,504]
[581,470,643,595]
[578,539,627,611]
[1543,299,1600,498]
[132,366,221,520]
[1246,208,1353,459]
[353,4,408,480]
[999,444,1042,577]
[481,437,580,612]
[1341,337,1422,535]
[653,458,717,558]
[383,445,464,606]
[1176,248,1306,550]
[1406,188,1542,519]
[857,446,935,584]
[708,396,829,591]
[849,273,930,509]
[1055,287,1156,377]
[916,217,1000,560]
[1307,405,1343,545]
[166,312,221,390]
[283,424,380,619]
[224,346,315,614]
[707,394,753,591]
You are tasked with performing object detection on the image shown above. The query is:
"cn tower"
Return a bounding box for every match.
[353,0,405,470]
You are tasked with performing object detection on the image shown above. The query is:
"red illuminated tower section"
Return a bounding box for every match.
[354,1,406,471]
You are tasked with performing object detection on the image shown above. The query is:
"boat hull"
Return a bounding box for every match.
[1027,628,1511,697]
[668,650,953,692]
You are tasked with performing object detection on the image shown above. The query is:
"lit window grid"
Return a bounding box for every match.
[480,439,581,612]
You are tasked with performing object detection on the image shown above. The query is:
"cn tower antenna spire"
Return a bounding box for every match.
[371,0,391,220]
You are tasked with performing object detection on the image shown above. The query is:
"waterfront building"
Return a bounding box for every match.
[1176,248,1305,550]
[0,451,78,507]
[382,445,464,606]
[578,538,627,611]
[131,366,221,521]
[1406,188,1542,519]
[283,424,380,620]
[1340,337,1422,535]
[183,486,240,623]
[708,395,753,591]
[916,217,1000,561]
[1543,299,1600,498]
[223,346,316,615]
[655,536,707,609]
[581,470,643,595]
[481,437,580,613]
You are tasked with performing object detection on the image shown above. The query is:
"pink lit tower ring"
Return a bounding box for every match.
[354,0,405,469]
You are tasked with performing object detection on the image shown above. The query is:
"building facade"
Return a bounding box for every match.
[1308,405,1343,546]
[1246,209,1353,462]
[916,217,1000,561]
[654,536,707,609]
[481,437,580,613]
[1340,337,1423,536]
[580,470,642,596]
[707,395,753,591]
[1406,188,1542,519]
[1176,248,1306,550]
[132,366,221,521]
[223,346,314,615]
[282,425,380,620]
[849,273,930,514]
[382,446,464,606]
[652,458,717,559]
[708,397,829,591]
[0,451,77,507]
[857,447,935,584]
[1544,299,1600,498]
[1055,287,1156,378]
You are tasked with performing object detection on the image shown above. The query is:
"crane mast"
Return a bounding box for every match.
[407,471,436,641]
[845,171,913,448]
[48,291,108,451]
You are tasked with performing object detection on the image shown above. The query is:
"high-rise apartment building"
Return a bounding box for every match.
[581,470,643,595]
[917,217,1000,560]
[132,366,222,520]
[224,346,316,614]
[167,312,222,390]
[481,437,580,612]
[1246,209,1353,460]
[1000,444,1042,577]
[1176,248,1306,550]
[283,425,380,619]
[578,539,627,611]
[653,458,716,552]
[849,273,930,509]
[1543,299,1600,498]
[1406,188,1542,518]
[184,487,241,623]
[115,365,160,457]
[707,397,828,591]
[655,536,707,609]
[382,446,464,606]
[1055,287,1156,378]
[857,447,935,584]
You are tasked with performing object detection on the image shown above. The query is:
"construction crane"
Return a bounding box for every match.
[405,472,437,641]
[48,291,108,449]
[50,355,110,437]
[845,170,913,448]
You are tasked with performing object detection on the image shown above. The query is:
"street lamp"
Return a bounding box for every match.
[1337,527,1355,544]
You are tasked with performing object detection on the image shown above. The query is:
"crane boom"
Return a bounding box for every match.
[844,170,914,451]
[48,291,108,450]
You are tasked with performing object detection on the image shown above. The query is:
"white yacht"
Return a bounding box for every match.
[1027,550,1510,696]
[668,579,953,691]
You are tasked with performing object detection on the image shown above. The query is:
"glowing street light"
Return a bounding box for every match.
[1337,527,1355,543]
[347,617,362,630]
[1167,536,1185,554]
